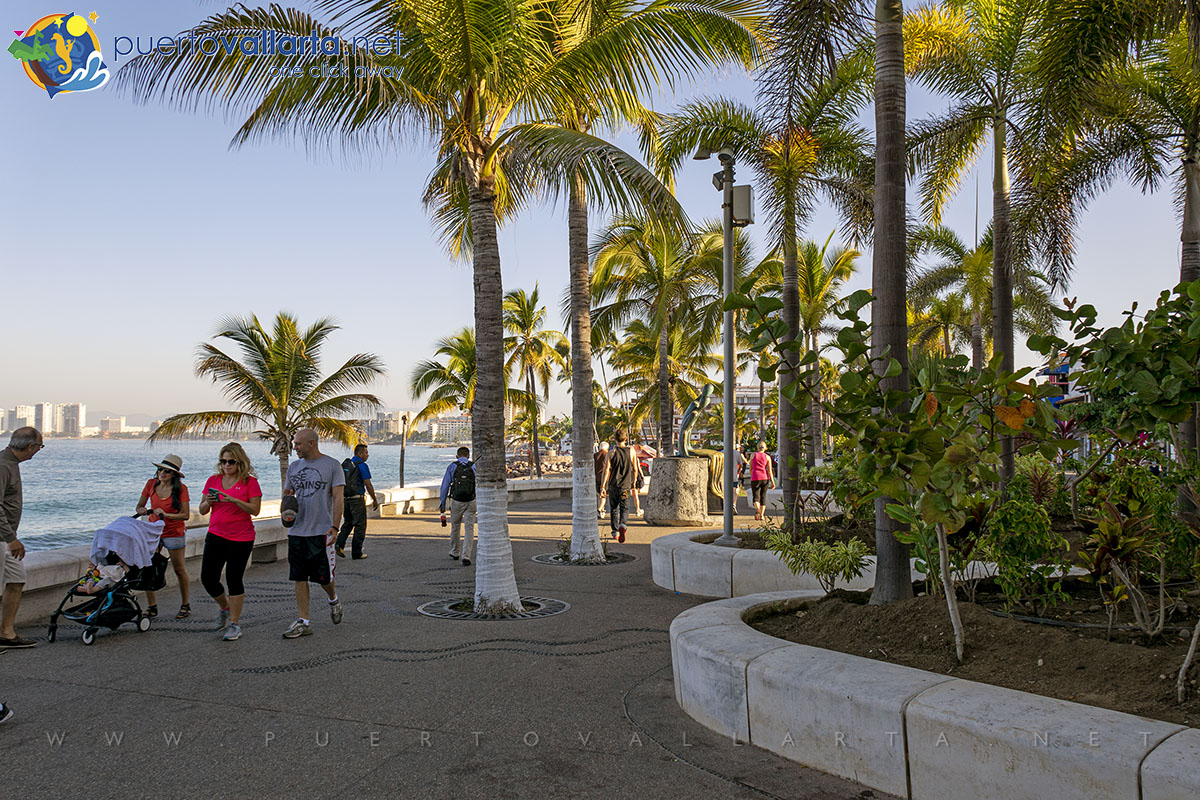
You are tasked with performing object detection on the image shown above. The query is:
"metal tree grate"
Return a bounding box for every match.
[530,552,637,566]
[416,595,570,621]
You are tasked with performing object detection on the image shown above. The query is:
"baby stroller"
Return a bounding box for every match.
[48,514,170,646]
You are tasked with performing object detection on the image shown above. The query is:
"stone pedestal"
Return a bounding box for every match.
[644,457,711,526]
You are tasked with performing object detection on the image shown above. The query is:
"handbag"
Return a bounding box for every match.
[636,474,645,490]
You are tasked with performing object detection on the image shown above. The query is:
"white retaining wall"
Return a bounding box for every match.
[671,592,1200,800]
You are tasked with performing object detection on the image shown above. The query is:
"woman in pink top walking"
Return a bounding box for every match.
[748,440,776,521]
[198,443,262,642]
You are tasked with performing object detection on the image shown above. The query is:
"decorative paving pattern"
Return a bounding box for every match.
[231,627,666,674]
[530,551,637,566]
[416,594,570,621]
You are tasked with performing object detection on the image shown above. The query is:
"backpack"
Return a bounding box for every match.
[342,458,365,496]
[449,460,476,502]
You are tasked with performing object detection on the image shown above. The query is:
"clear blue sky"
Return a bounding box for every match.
[0,1,1181,422]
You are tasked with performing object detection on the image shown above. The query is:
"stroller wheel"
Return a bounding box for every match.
[47,625,57,643]
[81,628,97,646]
[137,616,151,632]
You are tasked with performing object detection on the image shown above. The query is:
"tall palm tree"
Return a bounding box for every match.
[499,0,761,562]
[503,286,570,479]
[591,214,721,455]
[904,0,1074,478]
[150,313,385,493]
[118,0,710,612]
[761,0,910,603]
[655,52,873,530]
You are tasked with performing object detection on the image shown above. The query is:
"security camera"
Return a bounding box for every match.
[716,147,735,164]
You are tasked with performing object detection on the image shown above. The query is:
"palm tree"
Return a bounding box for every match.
[116,0,721,612]
[503,286,570,479]
[150,313,385,493]
[607,319,722,440]
[591,214,722,455]
[700,401,757,449]
[410,327,529,431]
[908,224,1056,368]
[908,293,972,357]
[655,52,873,530]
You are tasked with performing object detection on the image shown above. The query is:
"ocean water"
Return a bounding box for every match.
[15,439,458,552]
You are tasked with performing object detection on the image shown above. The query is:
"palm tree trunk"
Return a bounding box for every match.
[779,231,800,530]
[758,375,766,438]
[527,367,542,478]
[567,177,604,561]
[943,326,951,358]
[277,451,289,498]
[807,331,820,466]
[993,114,1015,482]
[658,321,673,454]
[1179,158,1200,500]
[870,0,913,606]
[399,418,407,488]
[971,313,983,370]
[467,168,521,614]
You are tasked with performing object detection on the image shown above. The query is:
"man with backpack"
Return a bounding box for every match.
[438,446,476,566]
[600,429,636,543]
[336,443,379,560]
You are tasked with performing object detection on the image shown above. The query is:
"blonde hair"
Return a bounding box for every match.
[214,442,256,483]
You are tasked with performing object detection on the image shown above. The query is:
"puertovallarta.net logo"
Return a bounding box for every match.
[8,11,109,98]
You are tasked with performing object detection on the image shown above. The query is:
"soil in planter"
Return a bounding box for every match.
[750,589,1200,727]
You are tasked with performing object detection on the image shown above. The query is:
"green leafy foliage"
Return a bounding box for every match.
[981,499,1069,614]
[763,523,870,594]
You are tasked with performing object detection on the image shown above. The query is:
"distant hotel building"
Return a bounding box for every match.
[100,416,126,434]
[429,413,472,443]
[59,403,86,436]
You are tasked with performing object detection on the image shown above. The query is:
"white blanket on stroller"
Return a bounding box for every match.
[90,516,164,569]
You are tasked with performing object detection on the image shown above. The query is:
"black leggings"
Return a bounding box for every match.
[201,532,254,597]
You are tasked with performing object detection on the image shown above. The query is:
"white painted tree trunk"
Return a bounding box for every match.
[472,483,521,610]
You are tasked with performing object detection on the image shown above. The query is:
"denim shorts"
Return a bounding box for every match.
[160,535,187,551]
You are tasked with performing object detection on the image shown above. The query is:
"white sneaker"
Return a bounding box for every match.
[222,623,242,641]
[282,619,312,639]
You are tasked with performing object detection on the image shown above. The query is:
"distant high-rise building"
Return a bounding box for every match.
[430,414,472,443]
[100,416,126,434]
[34,403,55,434]
[150,420,161,433]
[59,403,86,436]
[13,405,35,430]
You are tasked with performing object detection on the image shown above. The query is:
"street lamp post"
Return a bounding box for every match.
[695,145,749,547]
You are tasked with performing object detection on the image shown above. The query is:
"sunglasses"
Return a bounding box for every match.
[157,467,176,474]
[219,459,239,466]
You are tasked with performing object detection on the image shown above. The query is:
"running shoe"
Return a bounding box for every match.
[330,600,344,625]
[214,608,230,632]
[618,526,626,543]
[222,623,242,641]
[282,619,312,639]
[0,702,12,725]
[462,557,471,566]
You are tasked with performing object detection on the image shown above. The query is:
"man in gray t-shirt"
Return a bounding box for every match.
[281,428,345,638]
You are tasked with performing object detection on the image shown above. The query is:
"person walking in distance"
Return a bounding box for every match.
[600,429,636,543]
[336,443,379,560]
[282,429,345,638]
[749,440,776,521]
[439,446,476,566]
[593,442,609,518]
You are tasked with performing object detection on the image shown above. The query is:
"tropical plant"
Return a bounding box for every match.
[699,400,757,448]
[908,225,1056,369]
[763,522,871,594]
[591,213,722,454]
[908,293,971,357]
[503,286,569,478]
[606,319,722,440]
[655,52,873,529]
[150,313,385,493]
[981,498,1069,614]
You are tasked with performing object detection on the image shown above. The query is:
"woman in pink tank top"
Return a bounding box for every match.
[749,441,776,520]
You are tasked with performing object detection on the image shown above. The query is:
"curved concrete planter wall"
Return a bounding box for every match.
[651,530,880,597]
[671,592,1200,800]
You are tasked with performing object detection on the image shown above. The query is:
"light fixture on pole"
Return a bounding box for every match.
[694,144,753,547]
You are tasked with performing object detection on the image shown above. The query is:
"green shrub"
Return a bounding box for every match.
[762,523,870,593]
[982,499,1069,614]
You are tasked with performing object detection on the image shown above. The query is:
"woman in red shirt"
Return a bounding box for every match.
[198,443,262,642]
[135,454,191,619]
[749,440,776,521]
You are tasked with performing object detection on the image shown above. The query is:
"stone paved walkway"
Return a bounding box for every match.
[1,499,890,800]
